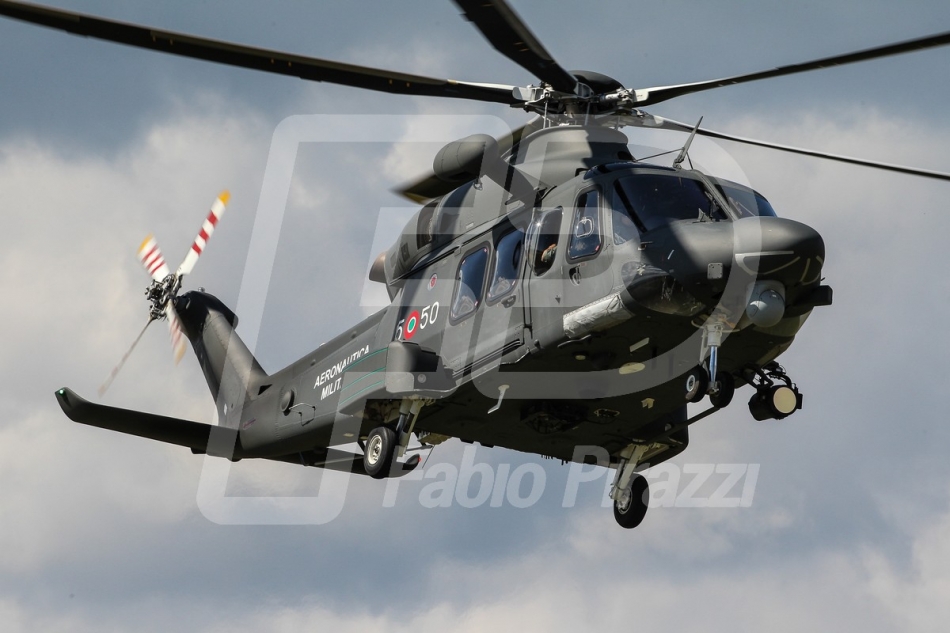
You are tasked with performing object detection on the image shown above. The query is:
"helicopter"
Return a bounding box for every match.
[4,0,950,529]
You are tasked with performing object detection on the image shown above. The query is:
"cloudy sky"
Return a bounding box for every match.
[2,0,950,630]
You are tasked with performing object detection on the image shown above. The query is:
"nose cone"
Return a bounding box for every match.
[627,217,826,314]
[733,217,824,286]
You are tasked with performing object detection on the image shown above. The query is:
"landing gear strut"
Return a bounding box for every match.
[684,321,735,407]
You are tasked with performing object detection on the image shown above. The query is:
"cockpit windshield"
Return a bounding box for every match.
[613,173,722,232]
[715,180,778,218]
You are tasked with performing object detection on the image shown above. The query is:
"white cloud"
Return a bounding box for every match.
[0,408,200,572]
[0,98,272,571]
[867,490,950,632]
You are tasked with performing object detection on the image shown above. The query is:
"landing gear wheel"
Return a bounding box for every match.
[613,474,649,529]
[684,366,709,403]
[363,426,396,479]
[710,372,735,409]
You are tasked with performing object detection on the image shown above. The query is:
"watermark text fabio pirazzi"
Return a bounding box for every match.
[383,445,760,510]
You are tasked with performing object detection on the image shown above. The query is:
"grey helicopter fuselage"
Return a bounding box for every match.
[170,124,830,470]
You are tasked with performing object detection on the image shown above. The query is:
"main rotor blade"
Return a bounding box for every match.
[176,190,228,277]
[634,30,950,106]
[0,0,519,105]
[630,114,950,183]
[453,0,577,94]
[98,317,155,396]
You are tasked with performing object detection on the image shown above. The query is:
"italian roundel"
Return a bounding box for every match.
[403,310,421,339]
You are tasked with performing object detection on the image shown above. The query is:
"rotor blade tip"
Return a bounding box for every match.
[138,234,155,253]
[219,190,230,205]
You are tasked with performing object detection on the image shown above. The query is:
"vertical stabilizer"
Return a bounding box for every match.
[174,290,267,427]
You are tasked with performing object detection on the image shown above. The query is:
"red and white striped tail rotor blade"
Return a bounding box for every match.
[138,234,171,281]
[165,301,187,365]
[176,190,229,277]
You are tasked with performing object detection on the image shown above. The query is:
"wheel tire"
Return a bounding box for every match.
[709,372,736,409]
[363,426,396,479]
[613,474,650,529]
[684,366,709,403]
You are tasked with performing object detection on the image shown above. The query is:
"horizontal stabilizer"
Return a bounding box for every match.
[55,388,421,477]
[55,387,241,457]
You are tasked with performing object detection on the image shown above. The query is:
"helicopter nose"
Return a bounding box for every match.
[624,217,825,316]
[732,217,825,286]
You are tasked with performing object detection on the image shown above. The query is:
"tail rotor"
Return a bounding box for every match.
[98,190,230,396]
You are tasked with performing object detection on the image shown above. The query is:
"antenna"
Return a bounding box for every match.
[673,116,704,169]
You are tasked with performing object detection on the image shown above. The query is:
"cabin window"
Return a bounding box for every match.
[529,208,562,276]
[568,190,602,260]
[614,174,714,231]
[450,244,490,322]
[488,228,525,302]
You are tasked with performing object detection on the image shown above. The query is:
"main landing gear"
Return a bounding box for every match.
[363,426,396,478]
[613,474,649,529]
[362,398,425,479]
[610,444,651,529]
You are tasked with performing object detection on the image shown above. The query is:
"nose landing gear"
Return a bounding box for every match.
[683,321,736,408]
[683,320,800,419]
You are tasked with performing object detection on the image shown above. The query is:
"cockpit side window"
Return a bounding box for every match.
[568,190,602,260]
[716,183,778,218]
[614,174,713,231]
[450,244,489,323]
[612,203,641,245]
[488,228,524,303]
